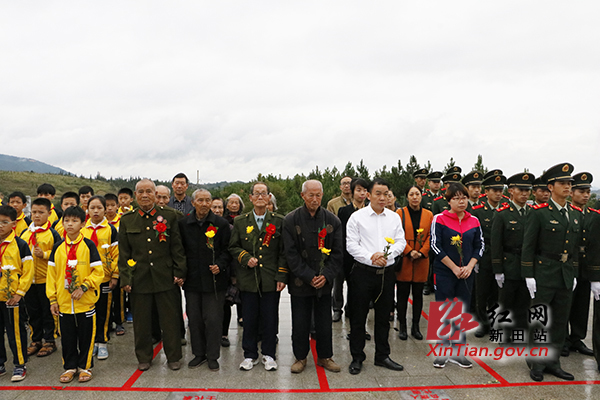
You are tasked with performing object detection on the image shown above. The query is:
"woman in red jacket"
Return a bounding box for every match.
[396,186,433,341]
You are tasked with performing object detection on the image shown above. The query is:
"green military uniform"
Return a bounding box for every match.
[431,167,462,215]
[478,169,503,204]
[585,205,600,370]
[471,174,507,335]
[462,171,483,213]
[421,171,443,211]
[119,205,187,364]
[491,172,534,341]
[521,163,582,379]
[413,168,429,197]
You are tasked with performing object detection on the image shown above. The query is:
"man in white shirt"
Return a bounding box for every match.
[346,178,406,374]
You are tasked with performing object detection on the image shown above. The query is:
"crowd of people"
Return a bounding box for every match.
[1,163,600,385]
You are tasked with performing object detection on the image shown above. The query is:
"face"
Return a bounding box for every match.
[385,190,396,209]
[301,182,323,213]
[8,197,25,214]
[155,188,170,207]
[31,204,50,226]
[193,191,212,217]
[449,192,468,213]
[407,187,422,208]
[534,188,550,204]
[227,197,240,213]
[353,185,368,204]
[486,188,503,204]
[79,192,92,208]
[250,184,270,209]
[415,177,426,189]
[135,181,156,211]
[106,200,118,217]
[340,177,352,195]
[88,199,106,224]
[37,193,55,200]
[266,201,275,212]
[429,180,441,192]
[467,184,481,201]
[211,199,224,216]
[63,216,84,239]
[0,215,16,239]
[549,180,572,200]
[509,187,531,206]
[118,193,133,209]
[367,183,389,212]
[61,197,78,211]
[571,188,590,207]
[172,178,189,196]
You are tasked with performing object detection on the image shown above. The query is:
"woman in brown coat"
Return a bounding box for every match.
[396,186,433,340]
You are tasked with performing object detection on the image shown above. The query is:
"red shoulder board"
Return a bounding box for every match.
[441,187,446,192]
[533,203,549,210]
[502,194,510,199]
[501,202,509,208]
[570,204,583,212]
[478,193,486,198]
[589,208,600,215]
[473,204,485,210]
[497,204,510,212]
[434,196,443,201]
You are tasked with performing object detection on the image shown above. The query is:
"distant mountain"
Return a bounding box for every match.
[0,154,70,174]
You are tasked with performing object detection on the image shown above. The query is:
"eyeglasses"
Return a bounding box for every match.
[341,182,351,186]
[0,220,13,226]
[253,192,269,197]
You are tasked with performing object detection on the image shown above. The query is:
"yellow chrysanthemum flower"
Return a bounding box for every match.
[246,226,254,234]
[451,235,461,245]
[321,248,331,255]
[205,231,216,238]
[127,259,137,267]
[416,228,424,233]
[385,237,395,244]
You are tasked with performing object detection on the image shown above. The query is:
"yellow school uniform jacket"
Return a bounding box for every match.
[47,233,103,314]
[83,218,119,283]
[0,231,34,301]
[52,218,65,238]
[108,214,121,231]
[19,222,62,284]
[48,206,60,225]
[14,212,31,237]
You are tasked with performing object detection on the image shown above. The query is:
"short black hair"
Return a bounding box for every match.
[172,173,189,184]
[88,195,106,209]
[405,185,422,197]
[0,205,17,221]
[104,193,118,203]
[37,183,56,196]
[63,206,86,222]
[79,186,94,196]
[250,181,270,195]
[351,178,370,194]
[61,191,79,204]
[8,191,27,204]
[368,178,390,193]
[32,197,52,212]
[445,183,469,201]
[118,187,134,197]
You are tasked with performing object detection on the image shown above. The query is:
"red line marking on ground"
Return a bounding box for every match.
[407,297,428,320]
[121,341,164,389]
[470,356,508,385]
[309,337,330,391]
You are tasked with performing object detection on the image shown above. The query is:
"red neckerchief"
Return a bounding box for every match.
[87,219,106,247]
[64,234,83,289]
[28,222,51,247]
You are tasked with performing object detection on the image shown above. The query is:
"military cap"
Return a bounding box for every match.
[506,172,534,189]
[482,173,506,189]
[446,166,462,174]
[572,172,593,189]
[427,171,444,181]
[532,176,548,190]
[413,168,429,178]
[542,162,574,183]
[483,169,503,180]
[462,171,483,186]
[442,171,462,183]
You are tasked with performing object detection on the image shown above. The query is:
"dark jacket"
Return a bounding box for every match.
[179,210,232,293]
[283,205,342,297]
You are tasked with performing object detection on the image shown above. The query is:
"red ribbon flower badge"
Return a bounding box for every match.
[153,216,169,242]
[317,226,327,249]
[263,223,276,247]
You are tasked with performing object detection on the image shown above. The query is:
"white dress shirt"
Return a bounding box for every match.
[346,204,407,267]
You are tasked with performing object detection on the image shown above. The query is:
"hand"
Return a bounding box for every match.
[370,252,386,266]
[573,277,577,291]
[248,257,258,268]
[6,294,21,306]
[495,273,505,288]
[109,278,118,290]
[410,250,421,260]
[452,264,462,279]
[591,282,600,301]
[122,285,132,293]
[173,276,185,287]
[276,281,286,292]
[33,245,44,258]
[71,287,84,300]
[311,275,326,289]
[459,265,473,279]
[209,264,220,275]
[50,303,60,316]
[525,278,536,299]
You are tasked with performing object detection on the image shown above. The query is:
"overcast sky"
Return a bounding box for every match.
[1,1,599,185]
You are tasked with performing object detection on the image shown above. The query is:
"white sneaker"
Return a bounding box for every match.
[239,358,259,371]
[262,355,278,371]
[92,343,98,357]
[97,344,109,360]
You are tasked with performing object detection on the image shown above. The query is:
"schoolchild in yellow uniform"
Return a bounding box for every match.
[104,193,125,335]
[117,188,134,215]
[47,206,103,383]
[7,192,31,236]
[52,192,79,238]
[20,198,61,358]
[0,205,34,382]
[83,196,119,360]
[105,193,121,230]
[37,183,61,225]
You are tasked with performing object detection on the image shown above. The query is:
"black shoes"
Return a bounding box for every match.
[530,369,543,382]
[349,360,363,375]
[570,342,594,356]
[188,355,207,369]
[332,310,342,322]
[546,367,574,381]
[411,325,423,340]
[374,357,404,371]
[398,324,408,341]
[561,346,570,357]
[474,327,489,338]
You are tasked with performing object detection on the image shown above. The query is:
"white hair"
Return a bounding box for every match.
[156,185,171,195]
[301,180,323,193]
[135,179,156,191]
[192,188,212,201]
[226,193,245,210]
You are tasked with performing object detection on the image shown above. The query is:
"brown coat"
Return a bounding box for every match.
[396,207,433,282]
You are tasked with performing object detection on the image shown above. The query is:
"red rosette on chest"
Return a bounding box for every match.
[263,223,276,247]
[318,227,327,249]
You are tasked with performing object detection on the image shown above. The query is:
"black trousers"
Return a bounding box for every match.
[110,280,124,325]
[95,282,112,343]
[25,283,55,343]
[499,279,530,341]
[241,291,280,359]
[151,287,186,341]
[59,310,96,370]
[396,281,425,325]
[291,292,333,361]
[475,262,498,330]
[593,297,600,368]
[565,277,591,348]
[185,290,225,361]
[0,300,28,367]
[349,265,395,363]
[131,288,182,363]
